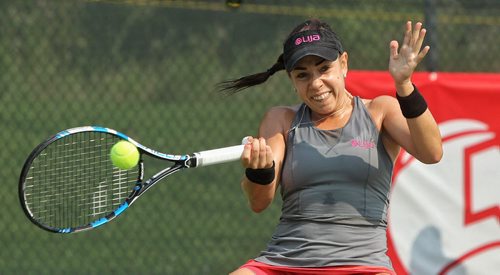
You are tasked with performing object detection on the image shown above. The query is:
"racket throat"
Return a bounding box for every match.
[137,163,186,197]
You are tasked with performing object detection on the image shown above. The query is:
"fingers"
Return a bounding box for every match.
[413,22,426,55]
[265,145,273,168]
[389,40,399,58]
[416,45,430,63]
[411,21,420,47]
[402,21,412,47]
[254,137,267,168]
[241,136,253,166]
[402,21,428,54]
[241,136,274,169]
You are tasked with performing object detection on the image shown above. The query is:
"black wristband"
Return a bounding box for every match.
[245,161,275,185]
[396,84,428,118]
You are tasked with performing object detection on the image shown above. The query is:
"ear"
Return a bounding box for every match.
[340,52,349,77]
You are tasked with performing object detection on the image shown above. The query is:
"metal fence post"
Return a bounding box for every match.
[424,0,438,72]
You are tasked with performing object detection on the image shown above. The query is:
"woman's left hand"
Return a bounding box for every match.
[389,21,430,87]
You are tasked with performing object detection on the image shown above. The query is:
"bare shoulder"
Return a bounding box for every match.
[266,104,300,114]
[367,95,398,109]
[261,105,299,137]
[263,105,299,122]
[359,95,399,131]
[365,95,400,117]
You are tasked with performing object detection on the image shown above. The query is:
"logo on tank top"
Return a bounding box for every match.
[350,138,375,149]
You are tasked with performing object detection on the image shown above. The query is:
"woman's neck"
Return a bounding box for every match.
[310,90,354,127]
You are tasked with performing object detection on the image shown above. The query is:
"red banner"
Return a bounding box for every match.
[346,71,500,275]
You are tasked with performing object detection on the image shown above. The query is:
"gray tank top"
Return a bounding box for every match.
[255,97,394,268]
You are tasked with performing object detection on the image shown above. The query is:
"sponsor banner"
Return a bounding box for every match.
[347,71,500,275]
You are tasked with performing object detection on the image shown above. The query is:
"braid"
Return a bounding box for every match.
[267,54,285,76]
[218,54,285,95]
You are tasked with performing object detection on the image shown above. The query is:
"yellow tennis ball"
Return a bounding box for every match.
[110,141,140,170]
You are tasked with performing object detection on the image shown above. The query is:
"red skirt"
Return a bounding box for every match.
[238,259,396,275]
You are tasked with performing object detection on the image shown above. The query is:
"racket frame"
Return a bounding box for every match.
[19,126,243,233]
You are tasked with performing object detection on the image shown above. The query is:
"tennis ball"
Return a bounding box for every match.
[110,141,140,170]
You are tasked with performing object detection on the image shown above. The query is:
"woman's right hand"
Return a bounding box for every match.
[241,136,274,169]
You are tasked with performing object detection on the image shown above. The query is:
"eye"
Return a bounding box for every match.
[294,72,308,80]
[319,65,330,73]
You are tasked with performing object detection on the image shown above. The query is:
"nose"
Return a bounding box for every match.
[310,72,323,90]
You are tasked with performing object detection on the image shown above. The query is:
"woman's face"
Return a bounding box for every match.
[289,52,348,116]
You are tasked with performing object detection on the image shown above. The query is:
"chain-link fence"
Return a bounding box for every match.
[1,0,499,274]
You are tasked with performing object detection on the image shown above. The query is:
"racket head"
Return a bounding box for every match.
[19,126,143,233]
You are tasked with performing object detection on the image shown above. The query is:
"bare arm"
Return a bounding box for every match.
[240,107,290,213]
[383,21,442,163]
[379,95,442,163]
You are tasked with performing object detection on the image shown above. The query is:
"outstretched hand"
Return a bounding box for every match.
[389,21,430,87]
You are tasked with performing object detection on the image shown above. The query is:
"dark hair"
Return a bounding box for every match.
[218,19,342,95]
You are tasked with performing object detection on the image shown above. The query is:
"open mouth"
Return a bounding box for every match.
[312,92,331,102]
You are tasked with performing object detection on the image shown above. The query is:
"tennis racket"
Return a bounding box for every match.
[19,126,246,234]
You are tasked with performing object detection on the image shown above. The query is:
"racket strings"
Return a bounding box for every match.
[24,132,138,229]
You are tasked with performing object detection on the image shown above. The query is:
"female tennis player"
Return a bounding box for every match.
[221,19,443,275]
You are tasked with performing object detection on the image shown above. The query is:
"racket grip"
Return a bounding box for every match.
[193,144,245,167]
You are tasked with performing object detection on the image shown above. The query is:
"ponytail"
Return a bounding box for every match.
[218,54,285,95]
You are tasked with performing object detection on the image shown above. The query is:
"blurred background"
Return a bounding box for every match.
[1,0,499,274]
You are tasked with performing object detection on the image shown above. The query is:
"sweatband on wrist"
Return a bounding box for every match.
[245,161,275,185]
[396,84,428,118]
